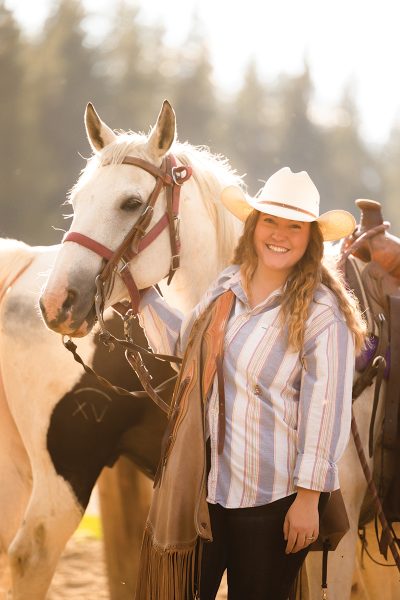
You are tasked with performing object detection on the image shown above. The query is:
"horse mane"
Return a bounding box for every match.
[0,238,35,298]
[73,132,244,271]
[174,143,244,270]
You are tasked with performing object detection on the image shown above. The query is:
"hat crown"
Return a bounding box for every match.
[257,167,320,218]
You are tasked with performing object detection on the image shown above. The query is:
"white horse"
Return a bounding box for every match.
[0,239,165,600]
[0,240,87,599]
[0,102,242,600]
[35,101,400,598]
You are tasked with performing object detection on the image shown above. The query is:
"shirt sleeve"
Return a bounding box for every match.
[138,287,207,358]
[293,318,355,492]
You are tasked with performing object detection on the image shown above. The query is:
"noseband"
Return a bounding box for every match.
[63,153,192,315]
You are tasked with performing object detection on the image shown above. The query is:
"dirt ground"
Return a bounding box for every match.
[47,535,227,600]
[45,526,400,600]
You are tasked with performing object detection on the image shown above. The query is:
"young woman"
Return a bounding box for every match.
[135,167,366,600]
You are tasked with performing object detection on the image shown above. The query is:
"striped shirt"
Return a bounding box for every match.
[139,265,354,508]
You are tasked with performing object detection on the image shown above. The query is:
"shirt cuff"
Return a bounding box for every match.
[293,452,339,492]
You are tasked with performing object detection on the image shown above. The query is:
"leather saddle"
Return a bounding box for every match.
[345,199,400,549]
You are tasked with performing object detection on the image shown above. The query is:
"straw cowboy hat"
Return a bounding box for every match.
[221,167,356,242]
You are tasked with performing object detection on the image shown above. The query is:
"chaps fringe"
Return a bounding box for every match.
[135,523,203,600]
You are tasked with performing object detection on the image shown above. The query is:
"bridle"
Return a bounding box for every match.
[63,153,192,315]
[62,153,192,414]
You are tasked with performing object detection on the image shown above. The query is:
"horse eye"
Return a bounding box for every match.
[120,196,142,211]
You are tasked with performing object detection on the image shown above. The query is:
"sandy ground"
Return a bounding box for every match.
[45,486,228,600]
[47,536,109,600]
[5,484,398,600]
[45,527,400,600]
[47,535,227,600]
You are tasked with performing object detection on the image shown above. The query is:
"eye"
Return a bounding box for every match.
[120,196,142,212]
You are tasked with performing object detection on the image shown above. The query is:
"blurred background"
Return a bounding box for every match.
[1,0,400,245]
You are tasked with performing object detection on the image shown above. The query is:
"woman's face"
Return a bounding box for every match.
[253,212,311,278]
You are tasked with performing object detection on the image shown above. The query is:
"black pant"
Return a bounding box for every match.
[199,493,328,600]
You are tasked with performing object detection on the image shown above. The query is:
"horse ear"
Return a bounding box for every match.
[147,100,176,159]
[85,102,116,152]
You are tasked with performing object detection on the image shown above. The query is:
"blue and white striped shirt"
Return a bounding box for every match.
[139,265,354,508]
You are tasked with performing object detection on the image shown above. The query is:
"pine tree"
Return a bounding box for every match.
[222,59,277,194]
[0,1,25,237]
[277,65,329,196]
[169,14,219,147]
[324,86,382,216]
[22,0,106,243]
[380,122,400,233]
[102,1,168,133]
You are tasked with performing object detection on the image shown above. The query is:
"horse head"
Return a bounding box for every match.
[39,101,184,336]
[39,101,242,337]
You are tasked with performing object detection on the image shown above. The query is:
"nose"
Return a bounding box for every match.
[270,228,287,242]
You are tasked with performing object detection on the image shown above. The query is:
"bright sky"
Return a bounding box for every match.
[6,0,400,146]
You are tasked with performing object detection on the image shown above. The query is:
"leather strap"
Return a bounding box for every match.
[63,338,172,414]
[165,155,182,283]
[63,232,113,260]
[121,155,173,184]
[351,415,400,568]
[216,355,226,455]
[383,294,400,449]
[201,290,235,454]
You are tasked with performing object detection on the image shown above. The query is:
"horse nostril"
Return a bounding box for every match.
[62,289,78,312]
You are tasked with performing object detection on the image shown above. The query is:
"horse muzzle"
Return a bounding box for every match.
[39,288,97,337]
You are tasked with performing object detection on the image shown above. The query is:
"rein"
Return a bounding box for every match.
[62,153,191,414]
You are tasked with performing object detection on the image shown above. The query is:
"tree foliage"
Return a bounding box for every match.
[0,0,398,244]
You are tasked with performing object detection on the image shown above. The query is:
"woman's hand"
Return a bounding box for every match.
[283,488,320,553]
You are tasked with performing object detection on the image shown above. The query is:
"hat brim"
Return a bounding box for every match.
[220,185,356,242]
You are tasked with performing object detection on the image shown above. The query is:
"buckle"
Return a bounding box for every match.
[170,254,180,271]
[173,215,180,239]
[118,257,130,274]
[171,166,191,185]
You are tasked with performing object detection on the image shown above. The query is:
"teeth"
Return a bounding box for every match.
[266,244,289,253]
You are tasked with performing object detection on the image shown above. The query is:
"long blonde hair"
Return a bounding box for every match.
[232,210,367,353]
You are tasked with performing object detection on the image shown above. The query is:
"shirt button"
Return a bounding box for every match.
[254,385,262,396]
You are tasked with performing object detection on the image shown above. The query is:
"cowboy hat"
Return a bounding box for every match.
[221,167,356,242]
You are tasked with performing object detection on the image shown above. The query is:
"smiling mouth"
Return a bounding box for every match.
[266,244,289,254]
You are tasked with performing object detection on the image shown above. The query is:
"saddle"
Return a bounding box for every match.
[345,198,400,280]
[344,199,400,553]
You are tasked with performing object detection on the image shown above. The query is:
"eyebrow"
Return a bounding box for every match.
[263,216,304,225]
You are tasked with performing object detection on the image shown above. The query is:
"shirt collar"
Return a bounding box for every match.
[221,265,285,312]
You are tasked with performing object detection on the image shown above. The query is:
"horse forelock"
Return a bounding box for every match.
[71,131,244,270]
